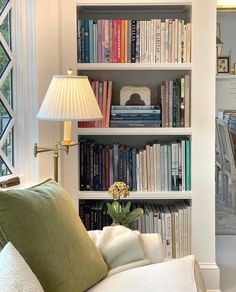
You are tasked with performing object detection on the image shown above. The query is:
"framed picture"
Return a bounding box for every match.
[217,56,230,73]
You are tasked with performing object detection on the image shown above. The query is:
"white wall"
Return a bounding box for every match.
[35,0,61,181]
[217,11,236,68]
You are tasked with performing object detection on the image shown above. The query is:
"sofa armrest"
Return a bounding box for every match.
[140,233,164,264]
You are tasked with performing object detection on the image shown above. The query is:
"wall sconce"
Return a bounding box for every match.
[34,72,103,181]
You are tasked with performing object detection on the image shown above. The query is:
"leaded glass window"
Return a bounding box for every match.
[0,0,14,177]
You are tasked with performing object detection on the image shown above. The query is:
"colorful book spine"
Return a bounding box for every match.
[131,20,137,63]
[84,20,90,63]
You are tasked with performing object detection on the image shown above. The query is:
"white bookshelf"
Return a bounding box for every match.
[78,191,192,200]
[59,0,219,289]
[77,63,192,70]
[78,127,192,135]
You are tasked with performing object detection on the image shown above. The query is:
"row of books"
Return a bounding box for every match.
[79,200,191,259]
[79,139,191,192]
[77,19,191,64]
[110,105,161,128]
[160,74,190,128]
[78,80,113,128]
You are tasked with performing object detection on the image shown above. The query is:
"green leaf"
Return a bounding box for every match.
[112,201,121,213]
[107,202,118,221]
[123,201,131,214]
[126,208,144,224]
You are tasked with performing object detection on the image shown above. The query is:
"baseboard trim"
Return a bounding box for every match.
[199,262,220,291]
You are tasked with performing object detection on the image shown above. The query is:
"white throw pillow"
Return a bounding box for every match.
[0,242,44,292]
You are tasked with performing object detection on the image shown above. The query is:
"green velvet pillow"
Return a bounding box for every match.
[0,179,107,292]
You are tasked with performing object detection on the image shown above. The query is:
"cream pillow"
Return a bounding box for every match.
[0,242,44,292]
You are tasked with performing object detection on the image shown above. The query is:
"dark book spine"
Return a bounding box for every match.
[131,146,137,191]
[85,141,91,190]
[105,146,110,190]
[84,19,90,63]
[81,21,85,63]
[94,145,99,191]
[173,83,177,127]
[79,139,86,190]
[77,19,82,63]
[119,145,124,181]
[102,146,106,191]
[90,143,94,190]
[131,20,137,63]
[113,143,119,182]
[123,147,127,184]
[98,145,103,191]
[175,82,181,127]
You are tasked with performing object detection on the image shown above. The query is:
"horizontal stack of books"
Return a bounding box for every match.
[79,200,191,259]
[79,138,191,192]
[77,18,191,64]
[110,105,161,128]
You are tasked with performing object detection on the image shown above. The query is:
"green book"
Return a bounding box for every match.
[185,139,191,191]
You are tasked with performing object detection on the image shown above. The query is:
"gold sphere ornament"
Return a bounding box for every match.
[108,182,130,200]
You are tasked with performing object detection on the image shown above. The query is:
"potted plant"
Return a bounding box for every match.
[107,182,143,226]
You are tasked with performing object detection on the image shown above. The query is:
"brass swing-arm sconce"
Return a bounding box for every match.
[35,71,103,182]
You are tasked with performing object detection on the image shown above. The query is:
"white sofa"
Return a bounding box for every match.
[88,232,207,292]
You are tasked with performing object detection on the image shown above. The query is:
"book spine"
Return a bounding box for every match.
[111,105,160,110]
[90,143,94,190]
[93,21,98,63]
[135,21,140,63]
[131,146,137,191]
[128,20,132,63]
[84,20,90,63]
[160,22,165,63]
[97,20,103,63]
[77,19,82,63]
[113,20,118,63]
[184,74,191,127]
[98,145,103,191]
[185,139,191,191]
[79,139,86,190]
[131,20,137,63]
[113,143,119,182]
[104,19,110,63]
[89,20,94,63]
[81,21,85,63]
[109,20,113,63]
[102,81,108,128]
[155,19,161,63]
[111,109,160,114]
[105,81,113,128]
[117,20,121,63]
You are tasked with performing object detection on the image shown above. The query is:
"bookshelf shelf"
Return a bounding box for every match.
[78,191,192,200]
[77,63,192,71]
[78,127,192,135]
[77,0,192,6]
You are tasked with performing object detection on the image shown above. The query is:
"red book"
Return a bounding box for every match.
[113,20,118,63]
[120,20,125,63]
[117,20,121,63]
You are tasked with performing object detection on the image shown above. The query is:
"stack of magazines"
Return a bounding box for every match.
[110,105,161,127]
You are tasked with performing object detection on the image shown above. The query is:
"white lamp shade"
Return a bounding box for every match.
[37,75,103,121]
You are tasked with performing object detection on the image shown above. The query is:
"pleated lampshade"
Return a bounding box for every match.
[37,75,103,121]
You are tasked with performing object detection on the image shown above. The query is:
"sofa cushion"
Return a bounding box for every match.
[0,179,107,292]
[88,255,207,292]
[0,242,44,292]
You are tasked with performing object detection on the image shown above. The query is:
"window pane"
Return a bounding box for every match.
[0,0,9,15]
[0,11,11,48]
[0,42,10,77]
[0,156,11,176]
[1,69,12,107]
[2,127,13,164]
[0,99,11,138]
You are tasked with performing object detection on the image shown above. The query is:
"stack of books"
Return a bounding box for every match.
[110,105,161,128]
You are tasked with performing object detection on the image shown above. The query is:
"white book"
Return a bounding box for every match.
[150,145,154,191]
[178,20,182,63]
[152,204,159,233]
[151,19,155,63]
[156,143,161,191]
[155,19,161,63]
[140,21,143,63]
[160,22,166,63]
[181,20,185,63]
[143,149,147,191]
[156,204,163,236]
[174,19,179,63]
[171,21,175,63]
[183,24,187,63]
[144,203,150,233]
[146,144,151,191]
[160,206,166,256]
[164,145,169,191]
[149,204,154,233]
[168,19,172,63]
[186,23,191,63]
[177,203,184,257]
[163,205,172,259]
[136,152,140,191]
[139,149,143,191]
[172,204,180,258]
[165,19,169,63]
[160,145,165,191]
[153,143,157,191]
